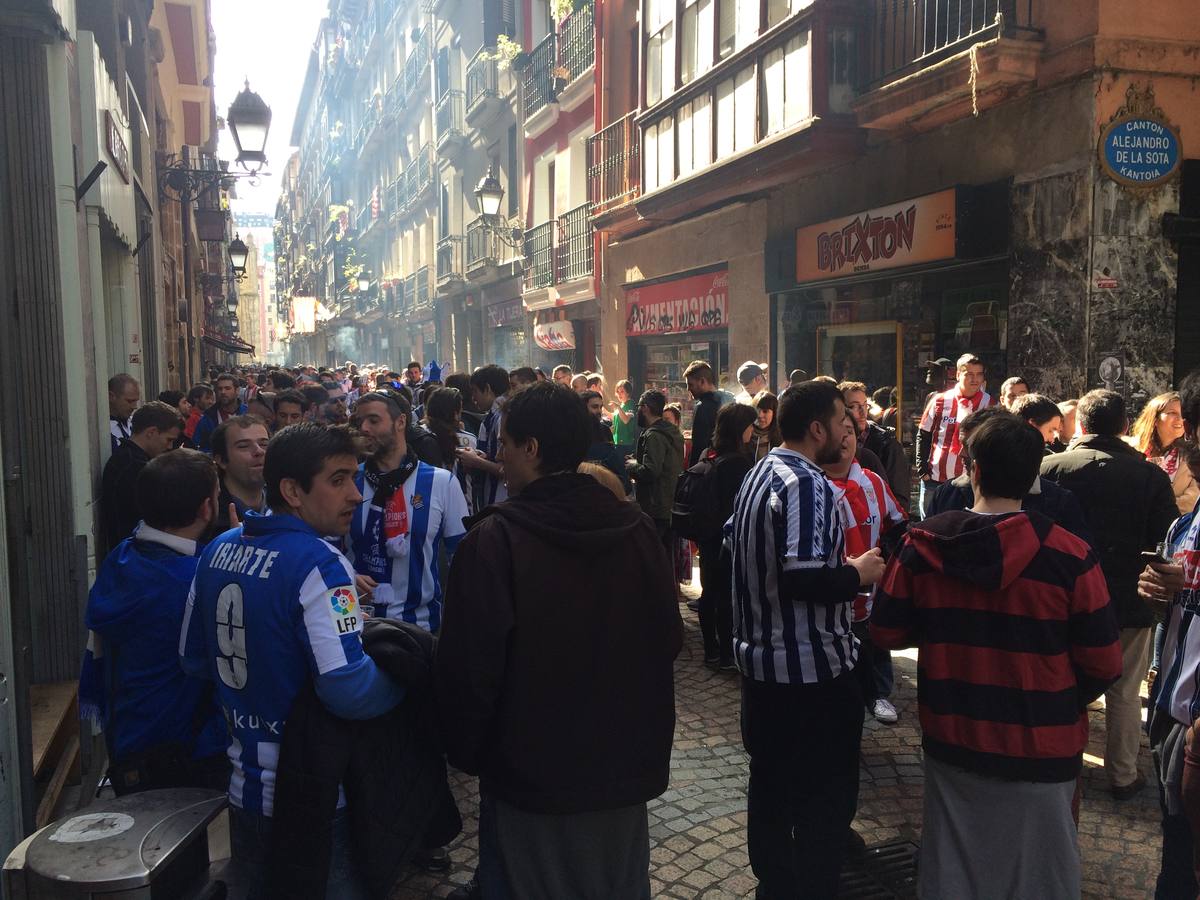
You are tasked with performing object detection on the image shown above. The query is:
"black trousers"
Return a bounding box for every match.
[741,672,864,899]
[698,539,733,661]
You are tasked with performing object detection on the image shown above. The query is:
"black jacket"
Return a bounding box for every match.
[1040,434,1179,628]
[688,390,734,467]
[268,619,461,899]
[436,473,682,814]
[926,473,1092,546]
[860,421,911,507]
[408,424,445,468]
[99,439,150,556]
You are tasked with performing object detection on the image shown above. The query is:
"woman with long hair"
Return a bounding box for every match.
[1131,391,1196,515]
[750,391,783,462]
[425,387,477,513]
[697,402,758,669]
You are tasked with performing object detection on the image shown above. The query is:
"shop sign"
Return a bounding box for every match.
[104,110,130,184]
[1099,84,1182,190]
[486,298,524,328]
[625,268,729,337]
[795,189,956,283]
[534,320,576,351]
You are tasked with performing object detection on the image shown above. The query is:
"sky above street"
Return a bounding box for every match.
[211,0,329,216]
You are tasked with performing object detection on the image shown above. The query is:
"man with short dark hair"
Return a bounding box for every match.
[193,373,249,453]
[100,401,185,555]
[1041,388,1179,799]
[184,384,214,445]
[460,365,511,506]
[181,423,403,896]
[684,361,733,467]
[405,361,424,390]
[346,390,468,631]
[437,382,682,899]
[999,375,1030,410]
[840,380,909,507]
[873,415,1121,898]
[730,381,886,897]
[551,364,573,386]
[627,390,684,549]
[1010,392,1063,451]
[211,415,271,534]
[916,353,993,517]
[83,449,229,796]
[273,389,309,430]
[509,366,537,390]
[108,373,141,452]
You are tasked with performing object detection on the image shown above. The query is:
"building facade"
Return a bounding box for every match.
[589,0,1200,437]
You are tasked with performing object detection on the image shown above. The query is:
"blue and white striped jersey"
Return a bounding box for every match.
[1154,504,1200,726]
[476,398,508,507]
[728,447,855,684]
[346,460,469,632]
[180,513,401,817]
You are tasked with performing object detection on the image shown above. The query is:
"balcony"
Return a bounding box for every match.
[466,217,500,273]
[522,33,556,126]
[523,205,593,294]
[401,274,416,314]
[855,0,1043,131]
[522,220,555,291]
[587,112,640,217]
[354,101,383,156]
[413,265,432,310]
[556,0,594,109]
[556,204,593,283]
[436,234,466,291]
[415,143,434,202]
[403,30,431,106]
[465,47,499,124]
[435,89,466,158]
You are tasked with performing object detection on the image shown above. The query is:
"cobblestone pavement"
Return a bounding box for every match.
[392,602,1161,899]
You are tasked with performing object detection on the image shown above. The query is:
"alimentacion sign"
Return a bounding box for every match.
[1099,83,1182,189]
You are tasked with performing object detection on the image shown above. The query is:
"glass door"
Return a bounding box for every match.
[815,321,905,440]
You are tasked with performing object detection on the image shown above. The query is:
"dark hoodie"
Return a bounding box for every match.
[871,509,1121,783]
[435,472,683,814]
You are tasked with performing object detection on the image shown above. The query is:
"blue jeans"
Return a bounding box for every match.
[230,806,367,900]
[873,647,895,699]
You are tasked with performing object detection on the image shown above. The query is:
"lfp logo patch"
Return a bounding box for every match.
[329,587,360,635]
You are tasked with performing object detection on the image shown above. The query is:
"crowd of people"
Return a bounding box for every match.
[82,350,1200,899]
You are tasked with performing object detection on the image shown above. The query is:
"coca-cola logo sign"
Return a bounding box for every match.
[625,269,728,337]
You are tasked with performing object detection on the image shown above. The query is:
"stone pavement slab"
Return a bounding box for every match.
[390,605,1161,899]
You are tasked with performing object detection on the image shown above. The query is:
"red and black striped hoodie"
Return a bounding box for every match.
[871,509,1122,783]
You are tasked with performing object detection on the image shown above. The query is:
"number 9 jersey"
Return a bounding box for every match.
[180,511,402,817]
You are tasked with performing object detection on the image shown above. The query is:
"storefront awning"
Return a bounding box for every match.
[203,330,255,355]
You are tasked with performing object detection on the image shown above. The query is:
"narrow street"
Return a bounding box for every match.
[392,598,1162,899]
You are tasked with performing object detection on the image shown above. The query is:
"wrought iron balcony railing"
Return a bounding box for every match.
[435,89,465,151]
[414,265,431,308]
[587,111,640,213]
[466,217,501,270]
[862,0,1035,88]
[403,30,430,102]
[523,33,556,120]
[436,234,466,287]
[558,0,595,85]
[556,203,593,282]
[466,47,498,115]
[523,220,555,291]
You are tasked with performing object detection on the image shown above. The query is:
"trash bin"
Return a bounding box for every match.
[2,788,228,899]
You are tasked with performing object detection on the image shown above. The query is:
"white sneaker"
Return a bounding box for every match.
[872,699,899,723]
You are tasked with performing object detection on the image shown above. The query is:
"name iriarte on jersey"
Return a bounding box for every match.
[181,511,400,816]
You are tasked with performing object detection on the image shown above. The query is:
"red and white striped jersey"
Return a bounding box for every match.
[831,461,907,622]
[919,387,993,482]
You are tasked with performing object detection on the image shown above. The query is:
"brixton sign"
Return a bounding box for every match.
[625,268,728,337]
[795,189,957,283]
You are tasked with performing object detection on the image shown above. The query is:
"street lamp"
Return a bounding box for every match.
[227,80,272,173]
[474,173,505,219]
[473,171,523,252]
[226,296,239,314]
[229,233,249,280]
[230,314,240,332]
[357,272,371,293]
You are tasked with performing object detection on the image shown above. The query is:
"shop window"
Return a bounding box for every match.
[681,0,714,86]
[762,30,811,136]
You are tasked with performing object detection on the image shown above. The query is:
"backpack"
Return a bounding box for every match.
[672,456,725,541]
